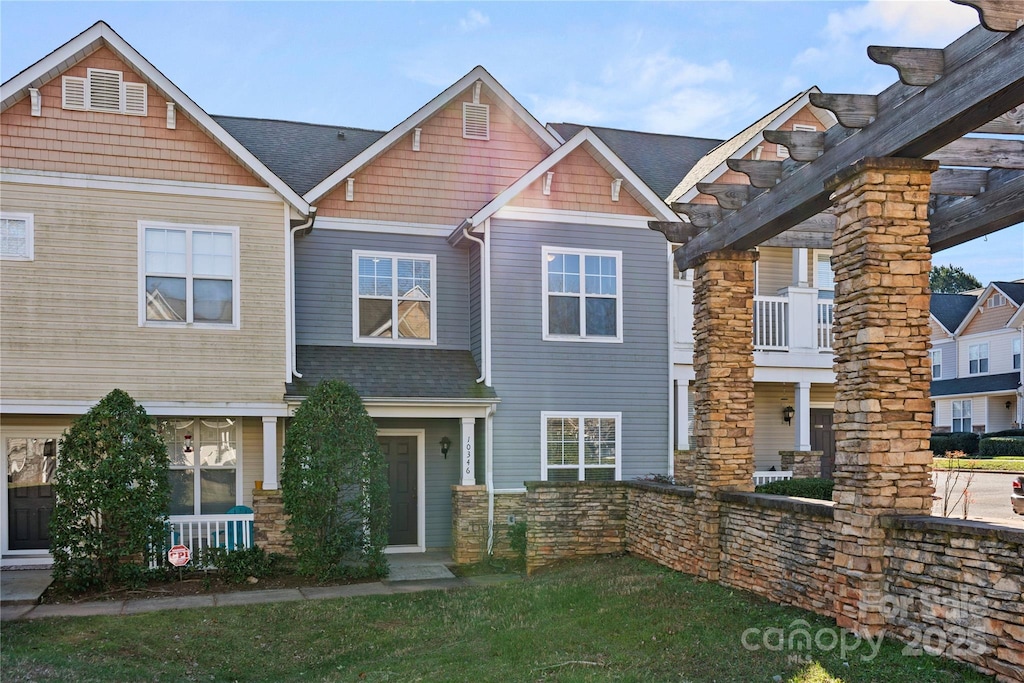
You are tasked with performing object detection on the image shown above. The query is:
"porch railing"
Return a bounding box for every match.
[817,301,835,350]
[753,296,789,351]
[150,513,255,568]
[753,470,794,486]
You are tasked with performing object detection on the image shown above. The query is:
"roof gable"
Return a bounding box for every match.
[0,21,309,213]
[304,66,561,204]
[930,292,978,335]
[954,282,1022,336]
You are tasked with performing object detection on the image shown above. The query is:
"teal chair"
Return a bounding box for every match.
[224,505,255,550]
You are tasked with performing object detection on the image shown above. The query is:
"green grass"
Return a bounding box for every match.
[2,556,989,682]
[934,456,1024,472]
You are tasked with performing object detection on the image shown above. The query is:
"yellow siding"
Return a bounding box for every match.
[756,247,793,295]
[962,295,1015,335]
[0,181,287,404]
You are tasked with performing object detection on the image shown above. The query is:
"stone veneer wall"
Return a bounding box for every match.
[625,482,700,575]
[252,489,293,556]
[451,485,527,564]
[880,516,1024,682]
[718,492,835,617]
[779,450,824,479]
[673,450,695,485]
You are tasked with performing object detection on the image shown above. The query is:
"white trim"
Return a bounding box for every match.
[378,428,426,553]
[1,168,283,203]
[812,249,834,290]
[313,216,453,238]
[491,205,660,230]
[1,400,289,417]
[0,22,310,213]
[542,246,624,343]
[358,401,496,420]
[0,211,34,261]
[968,342,991,375]
[540,411,622,482]
[933,388,1018,400]
[138,221,241,330]
[305,65,559,203]
[1,428,63,558]
[952,283,1000,336]
[930,348,943,380]
[351,250,438,346]
[492,487,527,494]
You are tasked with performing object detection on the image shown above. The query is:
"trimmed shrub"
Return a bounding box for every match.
[931,431,979,456]
[979,437,1024,457]
[49,389,170,591]
[281,380,389,580]
[754,477,834,501]
[982,429,1024,439]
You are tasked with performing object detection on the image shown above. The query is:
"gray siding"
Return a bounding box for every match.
[933,340,956,380]
[469,243,482,367]
[487,219,670,489]
[295,230,471,349]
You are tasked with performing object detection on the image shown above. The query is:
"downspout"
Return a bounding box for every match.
[485,403,496,554]
[461,221,491,385]
[288,208,317,379]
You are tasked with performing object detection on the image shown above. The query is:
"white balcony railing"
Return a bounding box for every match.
[817,301,835,350]
[754,470,794,486]
[151,513,255,568]
[753,296,789,351]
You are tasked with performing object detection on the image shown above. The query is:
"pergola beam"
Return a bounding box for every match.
[930,171,1024,251]
[925,137,1024,168]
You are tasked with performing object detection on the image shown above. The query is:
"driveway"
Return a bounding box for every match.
[932,470,1023,522]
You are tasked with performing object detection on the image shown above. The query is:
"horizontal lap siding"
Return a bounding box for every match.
[755,246,792,296]
[488,219,669,488]
[295,230,470,349]
[0,183,286,403]
[507,146,647,215]
[932,340,956,380]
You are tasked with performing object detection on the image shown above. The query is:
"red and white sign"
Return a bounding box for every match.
[167,544,191,567]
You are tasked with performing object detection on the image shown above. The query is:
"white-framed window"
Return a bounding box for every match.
[777,123,817,159]
[353,250,436,345]
[1013,338,1021,370]
[968,343,989,374]
[988,293,1006,308]
[543,246,623,342]
[541,412,621,482]
[1,212,34,261]
[930,349,942,379]
[62,69,147,116]
[813,249,834,291]
[157,417,240,516]
[139,222,240,328]
[952,400,972,433]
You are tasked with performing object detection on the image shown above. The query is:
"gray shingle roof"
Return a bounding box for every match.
[993,281,1024,306]
[930,293,978,333]
[287,346,497,401]
[212,116,385,196]
[931,372,1020,397]
[548,124,721,200]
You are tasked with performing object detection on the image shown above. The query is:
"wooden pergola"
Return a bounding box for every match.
[652,0,1023,262]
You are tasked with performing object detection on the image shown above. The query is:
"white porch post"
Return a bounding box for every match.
[676,381,689,450]
[460,417,476,486]
[794,381,811,452]
[262,416,279,490]
[793,247,809,287]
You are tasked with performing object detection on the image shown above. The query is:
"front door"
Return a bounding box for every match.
[379,435,417,546]
[810,409,836,479]
[6,437,57,550]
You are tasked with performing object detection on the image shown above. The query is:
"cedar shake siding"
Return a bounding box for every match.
[315,90,549,225]
[0,182,287,404]
[1,46,263,187]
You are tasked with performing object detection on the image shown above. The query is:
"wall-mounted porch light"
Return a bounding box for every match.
[440,436,452,459]
[782,406,795,425]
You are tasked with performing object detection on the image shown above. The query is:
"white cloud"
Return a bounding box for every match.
[458,9,490,33]
[822,0,977,46]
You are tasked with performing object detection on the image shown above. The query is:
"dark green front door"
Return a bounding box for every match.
[379,436,417,546]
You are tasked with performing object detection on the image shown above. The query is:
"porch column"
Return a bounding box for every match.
[460,417,476,486]
[691,249,758,582]
[795,381,811,452]
[792,247,809,287]
[262,416,279,490]
[826,158,936,637]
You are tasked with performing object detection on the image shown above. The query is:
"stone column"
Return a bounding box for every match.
[691,249,758,581]
[252,489,293,556]
[826,158,937,636]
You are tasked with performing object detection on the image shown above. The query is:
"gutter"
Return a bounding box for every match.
[461,220,492,385]
[287,208,317,379]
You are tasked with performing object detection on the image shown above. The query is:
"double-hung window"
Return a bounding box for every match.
[542,412,620,481]
[158,418,239,516]
[543,247,622,342]
[951,400,972,433]
[968,343,989,374]
[353,251,436,344]
[930,349,942,379]
[1,213,33,261]
[140,222,239,327]
[1013,338,1021,370]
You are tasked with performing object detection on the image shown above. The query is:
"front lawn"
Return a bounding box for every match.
[2,556,989,682]
[934,456,1024,472]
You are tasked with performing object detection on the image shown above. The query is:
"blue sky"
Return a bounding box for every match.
[2,1,1020,281]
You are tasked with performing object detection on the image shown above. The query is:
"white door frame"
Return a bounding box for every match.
[1,428,64,565]
[378,429,426,554]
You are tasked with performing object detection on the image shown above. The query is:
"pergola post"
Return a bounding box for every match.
[691,249,758,581]
[826,157,938,636]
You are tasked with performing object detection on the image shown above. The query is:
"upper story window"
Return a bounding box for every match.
[543,247,622,342]
[1,213,33,261]
[1013,338,1021,370]
[353,251,436,345]
[542,412,620,482]
[930,349,942,379]
[968,343,989,375]
[140,222,239,328]
[63,69,147,116]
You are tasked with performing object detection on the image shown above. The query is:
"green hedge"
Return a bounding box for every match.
[754,478,834,501]
[930,432,980,456]
[979,436,1024,457]
[982,429,1024,439]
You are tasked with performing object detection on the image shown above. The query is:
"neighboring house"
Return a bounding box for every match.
[930,282,1024,434]
[0,22,311,565]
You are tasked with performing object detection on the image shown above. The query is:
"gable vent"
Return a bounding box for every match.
[62,76,87,110]
[124,82,147,116]
[88,69,123,112]
[463,102,490,140]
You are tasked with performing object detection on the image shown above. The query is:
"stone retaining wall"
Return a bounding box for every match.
[252,489,293,556]
[625,482,700,575]
[451,486,528,564]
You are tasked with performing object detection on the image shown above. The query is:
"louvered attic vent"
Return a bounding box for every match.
[62,69,147,116]
[463,102,489,140]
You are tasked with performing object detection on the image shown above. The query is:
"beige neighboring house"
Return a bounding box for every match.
[0,22,312,566]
